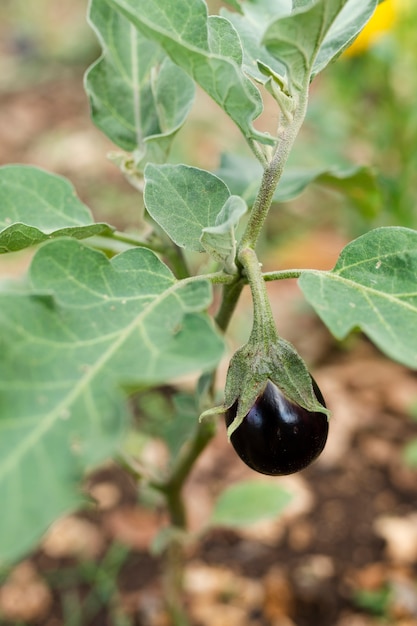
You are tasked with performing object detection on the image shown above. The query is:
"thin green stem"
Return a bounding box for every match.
[214,275,246,332]
[150,269,246,625]
[152,418,216,626]
[140,85,309,626]
[190,272,236,286]
[163,539,189,626]
[239,90,309,252]
[246,137,270,168]
[164,244,190,280]
[106,229,166,253]
[155,419,216,507]
[239,247,278,347]
[263,269,304,281]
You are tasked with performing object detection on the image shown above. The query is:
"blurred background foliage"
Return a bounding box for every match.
[303,0,417,229]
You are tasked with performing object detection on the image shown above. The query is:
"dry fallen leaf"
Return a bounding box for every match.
[374,514,417,565]
[41,515,104,559]
[350,562,387,591]
[89,480,122,510]
[185,561,266,625]
[0,561,52,623]
[104,506,167,550]
[263,566,295,622]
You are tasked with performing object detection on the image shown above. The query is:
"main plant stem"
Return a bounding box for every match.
[157,279,243,625]
[239,90,309,252]
[159,88,309,626]
[157,418,216,625]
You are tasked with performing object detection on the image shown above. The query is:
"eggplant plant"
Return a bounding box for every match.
[0,0,416,623]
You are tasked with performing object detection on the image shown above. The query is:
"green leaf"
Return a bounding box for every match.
[0,239,224,565]
[85,0,195,164]
[242,0,291,23]
[403,439,417,469]
[222,0,243,13]
[263,0,377,95]
[220,1,290,86]
[200,196,247,272]
[0,166,112,253]
[299,227,417,369]
[315,166,381,219]
[135,390,198,459]
[107,0,274,145]
[313,0,378,77]
[144,164,234,252]
[216,153,379,214]
[354,588,391,616]
[210,480,292,527]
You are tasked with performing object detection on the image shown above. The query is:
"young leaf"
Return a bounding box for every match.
[210,480,292,527]
[263,0,377,95]
[0,166,112,252]
[200,196,247,273]
[144,164,241,253]
[0,239,224,565]
[299,227,417,369]
[136,391,198,460]
[107,0,274,145]
[85,0,195,164]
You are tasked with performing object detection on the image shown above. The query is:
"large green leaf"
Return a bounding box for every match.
[106,0,273,145]
[144,164,245,254]
[85,0,195,163]
[0,239,224,564]
[220,1,290,85]
[263,0,377,95]
[0,166,112,253]
[299,227,417,369]
[210,480,292,527]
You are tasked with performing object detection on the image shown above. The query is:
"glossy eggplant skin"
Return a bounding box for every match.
[225,380,328,476]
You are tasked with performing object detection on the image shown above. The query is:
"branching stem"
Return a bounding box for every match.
[239,247,278,347]
[151,85,310,626]
[263,269,304,281]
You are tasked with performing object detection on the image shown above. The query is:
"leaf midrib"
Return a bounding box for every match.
[306,269,417,314]
[0,277,208,481]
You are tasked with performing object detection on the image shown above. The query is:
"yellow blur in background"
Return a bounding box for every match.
[345,0,408,56]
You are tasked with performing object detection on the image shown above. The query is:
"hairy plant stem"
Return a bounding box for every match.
[214,275,246,332]
[152,272,245,624]
[263,268,304,281]
[156,90,309,626]
[164,244,191,280]
[239,247,278,348]
[154,418,216,626]
[239,90,309,252]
